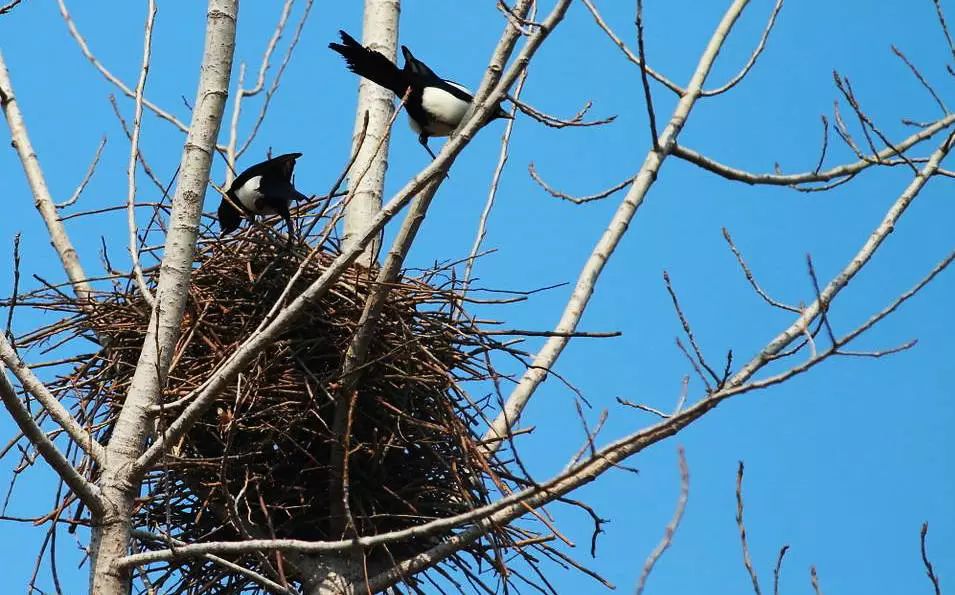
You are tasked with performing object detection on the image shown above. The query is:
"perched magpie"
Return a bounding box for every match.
[217,152,308,239]
[329,30,512,159]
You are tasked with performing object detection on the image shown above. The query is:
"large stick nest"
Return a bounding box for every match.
[18,225,545,593]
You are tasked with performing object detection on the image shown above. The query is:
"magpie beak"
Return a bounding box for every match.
[217,152,308,243]
[329,30,511,159]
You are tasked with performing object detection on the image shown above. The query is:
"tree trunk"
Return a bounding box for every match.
[89,1,237,592]
[341,0,400,267]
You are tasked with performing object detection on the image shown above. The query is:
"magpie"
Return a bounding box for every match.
[329,30,512,159]
[217,152,308,239]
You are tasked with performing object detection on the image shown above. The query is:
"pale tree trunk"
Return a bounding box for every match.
[89,1,237,593]
[341,0,400,267]
[290,2,403,592]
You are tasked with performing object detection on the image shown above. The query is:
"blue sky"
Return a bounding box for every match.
[1,1,953,593]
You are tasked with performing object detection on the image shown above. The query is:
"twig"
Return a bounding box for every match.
[484,0,758,447]
[722,228,799,313]
[127,0,158,308]
[0,53,93,305]
[0,366,103,515]
[57,136,107,209]
[529,162,634,204]
[773,545,789,595]
[579,0,684,95]
[670,113,955,188]
[702,0,784,96]
[0,0,23,14]
[511,97,616,128]
[5,234,21,348]
[635,0,659,149]
[236,0,314,159]
[920,522,942,595]
[736,461,762,595]
[462,61,529,303]
[891,45,947,114]
[809,566,823,595]
[636,446,689,595]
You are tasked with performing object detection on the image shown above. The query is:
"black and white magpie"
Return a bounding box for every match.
[217,152,308,238]
[329,30,512,159]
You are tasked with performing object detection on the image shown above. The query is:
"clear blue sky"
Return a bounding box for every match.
[1,1,953,593]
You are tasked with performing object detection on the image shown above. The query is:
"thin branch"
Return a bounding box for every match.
[920,522,943,595]
[462,64,528,302]
[0,0,25,15]
[529,162,634,204]
[131,530,298,595]
[671,112,955,187]
[484,0,758,447]
[702,0,784,96]
[773,545,789,595]
[0,365,103,515]
[891,45,947,114]
[736,461,762,595]
[723,227,800,314]
[580,0,685,95]
[635,446,689,595]
[236,0,313,159]
[127,0,158,308]
[635,0,659,149]
[0,328,105,465]
[57,136,106,209]
[0,52,93,305]
[810,566,823,595]
[56,0,208,143]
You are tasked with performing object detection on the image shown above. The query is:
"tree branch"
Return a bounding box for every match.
[0,52,93,305]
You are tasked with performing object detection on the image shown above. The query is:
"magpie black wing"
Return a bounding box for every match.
[217,196,243,235]
[330,30,408,96]
[233,152,302,186]
[400,45,442,84]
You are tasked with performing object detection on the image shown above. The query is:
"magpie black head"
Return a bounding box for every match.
[218,152,306,237]
[493,104,513,121]
[400,45,441,83]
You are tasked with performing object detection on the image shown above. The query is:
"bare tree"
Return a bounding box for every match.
[0,0,951,594]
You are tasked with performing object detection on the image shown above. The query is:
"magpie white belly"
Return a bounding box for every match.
[418,86,471,137]
[232,175,276,214]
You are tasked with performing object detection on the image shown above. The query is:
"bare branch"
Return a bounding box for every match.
[57,136,106,209]
[635,446,689,595]
[0,323,105,465]
[891,45,947,114]
[580,0,685,95]
[671,113,955,187]
[723,228,799,312]
[810,566,823,595]
[736,461,762,595]
[0,0,23,15]
[702,0,784,97]
[0,52,93,305]
[773,545,790,595]
[529,162,634,204]
[0,365,103,515]
[463,64,528,299]
[127,0,158,307]
[484,0,761,447]
[920,522,943,595]
[635,0,659,149]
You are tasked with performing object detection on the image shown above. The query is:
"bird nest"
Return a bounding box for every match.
[15,225,543,593]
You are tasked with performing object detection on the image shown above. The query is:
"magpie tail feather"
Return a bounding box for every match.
[329,30,407,97]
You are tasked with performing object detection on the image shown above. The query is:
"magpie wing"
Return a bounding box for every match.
[330,30,408,96]
[230,152,302,191]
